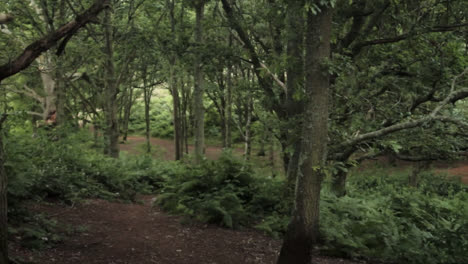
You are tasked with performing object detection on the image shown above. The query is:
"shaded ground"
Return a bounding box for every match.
[11,197,365,264]
[121,135,468,184]
[361,155,468,184]
[119,136,244,160]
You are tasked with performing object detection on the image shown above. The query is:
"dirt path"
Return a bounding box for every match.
[119,136,244,161]
[11,197,363,264]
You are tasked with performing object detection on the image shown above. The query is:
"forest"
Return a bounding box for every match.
[0,0,467,263]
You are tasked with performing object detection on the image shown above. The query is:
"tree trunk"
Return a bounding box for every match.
[331,170,348,197]
[167,0,183,160]
[37,54,57,121]
[244,95,252,161]
[122,88,133,142]
[409,160,431,187]
[0,115,8,264]
[285,141,302,197]
[103,6,119,158]
[225,33,233,149]
[171,72,182,160]
[277,6,332,264]
[193,2,205,162]
[284,0,305,185]
[143,71,153,153]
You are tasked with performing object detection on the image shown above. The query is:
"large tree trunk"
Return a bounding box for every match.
[103,6,119,158]
[277,6,332,264]
[284,0,305,186]
[0,114,8,264]
[193,2,205,162]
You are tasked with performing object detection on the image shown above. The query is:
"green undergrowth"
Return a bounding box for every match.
[5,129,467,263]
[156,152,289,234]
[157,157,468,264]
[319,169,468,264]
[6,129,173,249]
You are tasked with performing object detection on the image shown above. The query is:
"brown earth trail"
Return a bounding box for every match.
[11,197,363,264]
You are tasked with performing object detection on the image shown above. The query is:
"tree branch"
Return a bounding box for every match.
[335,69,468,150]
[0,14,14,25]
[352,23,468,55]
[0,0,110,82]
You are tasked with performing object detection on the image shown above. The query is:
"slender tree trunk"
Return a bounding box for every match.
[244,95,252,161]
[0,114,8,264]
[144,90,151,154]
[193,2,205,162]
[331,170,348,197]
[122,88,133,141]
[169,63,183,159]
[55,59,66,126]
[38,54,57,121]
[278,6,332,264]
[409,160,431,187]
[167,0,183,160]
[225,34,233,148]
[142,68,152,154]
[103,7,119,158]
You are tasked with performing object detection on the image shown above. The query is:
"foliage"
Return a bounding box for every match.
[320,169,468,264]
[156,156,468,263]
[156,152,289,230]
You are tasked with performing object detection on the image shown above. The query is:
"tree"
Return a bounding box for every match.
[0,115,7,264]
[277,3,333,263]
[193,0,207,162]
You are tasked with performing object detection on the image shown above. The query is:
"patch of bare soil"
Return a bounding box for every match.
[119,136,244,161]
[10,197,366,264]
[359,155,468,184]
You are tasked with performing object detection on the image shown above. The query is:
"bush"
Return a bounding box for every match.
[156,152,288,229]
[319,169,468,264]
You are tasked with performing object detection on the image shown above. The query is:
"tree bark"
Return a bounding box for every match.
[122,88,134,142]
[284,0,305,186]
[193,2,205,162]
[103,6,119,158]
[143,70,152,154]
[225,33,233,149]
[0,114,8,264]
[243,95,253,161]
[278,5,332,264]
[0,0,110,82]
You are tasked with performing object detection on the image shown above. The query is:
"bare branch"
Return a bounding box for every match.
[259,62,287,94]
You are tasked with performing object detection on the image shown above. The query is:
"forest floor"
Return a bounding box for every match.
[119,135,468,184]
[11,196,365,264]
[9,136,468,264]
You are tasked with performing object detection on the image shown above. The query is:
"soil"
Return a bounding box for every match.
[10,196,365,264]
[119,136,245,161]
[360,155,468,184]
